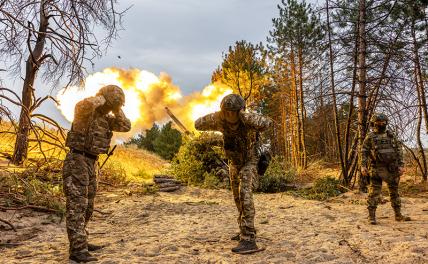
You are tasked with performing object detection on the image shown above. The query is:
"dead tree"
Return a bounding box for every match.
[0,0,125,164]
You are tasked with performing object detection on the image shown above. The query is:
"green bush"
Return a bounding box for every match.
[258,156,296,193]
[291,176,345,200]
[126,122,182,160]
[169,132,227,187]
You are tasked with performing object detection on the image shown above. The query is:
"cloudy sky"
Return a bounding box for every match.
[1,0,320,126]
[95,0,279,93]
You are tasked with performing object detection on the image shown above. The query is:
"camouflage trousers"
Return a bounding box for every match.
[62,152,97,254]
[229,157,259,242]
[367,166,401,211]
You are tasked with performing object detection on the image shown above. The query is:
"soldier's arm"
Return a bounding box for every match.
[72,96,106,132]
[360,134,372,168]
[241,112,272,131]
[194,112,223,132]
[109,109,131,132]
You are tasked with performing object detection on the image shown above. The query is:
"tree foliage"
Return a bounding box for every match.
[127,122,182,160]
[213,40,269,108]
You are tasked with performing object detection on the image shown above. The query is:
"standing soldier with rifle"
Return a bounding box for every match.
[63,85,131,262]
[361,113,411,225]
[195,94,271,254]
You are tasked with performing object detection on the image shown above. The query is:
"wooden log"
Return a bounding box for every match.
[159,186,181,192]
[154,178,181,184]
[157,182,181,188]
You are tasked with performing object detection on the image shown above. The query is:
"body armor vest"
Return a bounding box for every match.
[222,120,257,165]
[66,111,113,155]
[371,132,399,165]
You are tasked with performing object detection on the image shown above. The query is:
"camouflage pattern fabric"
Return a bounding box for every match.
[63,92,131,255]
[63,152,97,254]
[195,110,271,242]
[361,130,403,211]
[367,167,401,210]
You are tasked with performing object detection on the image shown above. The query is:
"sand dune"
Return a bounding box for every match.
[1,187,427,263]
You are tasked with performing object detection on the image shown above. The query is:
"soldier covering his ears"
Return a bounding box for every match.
[63,85,131,262]
[361,113,410,225]
[195,94,271,254]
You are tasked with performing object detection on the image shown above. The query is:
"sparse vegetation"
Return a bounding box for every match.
[258,156,296,193]
[289,176,346,201]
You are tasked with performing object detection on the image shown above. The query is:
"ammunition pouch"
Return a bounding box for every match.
[65,131,86,151]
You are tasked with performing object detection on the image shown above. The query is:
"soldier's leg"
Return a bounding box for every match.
[367,174,382,224]
[85,159,97,225]
[229,164,242,240]
[386,175,410,221]
[238,162,258,242]
[63,153,90,255]
[229,164,241,213]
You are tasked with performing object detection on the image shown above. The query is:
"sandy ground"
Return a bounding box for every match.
[1,187,428,264]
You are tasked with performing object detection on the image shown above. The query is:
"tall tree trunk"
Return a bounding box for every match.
[412,20,428,181]
[297,47,307,168]
[412,19,428,135]
[12,1,49,165]
[345,18,359,177]
[357,0,368,191]
[326,0,347,184]
[290,49,302,168]
[416,86,428,181]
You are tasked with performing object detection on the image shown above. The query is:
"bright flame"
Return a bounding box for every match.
[56,67,232,137]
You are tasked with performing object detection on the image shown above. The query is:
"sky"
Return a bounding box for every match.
[1,0,289,127]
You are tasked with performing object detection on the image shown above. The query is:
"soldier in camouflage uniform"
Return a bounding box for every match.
[195,94,271,254]
[361,113,411,225]
[63,85,131,262]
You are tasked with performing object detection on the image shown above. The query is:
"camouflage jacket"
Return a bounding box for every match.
[195,111,271,165]
[361,130,404,168]
[65,96,131,155]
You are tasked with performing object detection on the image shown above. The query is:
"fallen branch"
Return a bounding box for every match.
[0,205,59,214]
[0,217,16,232]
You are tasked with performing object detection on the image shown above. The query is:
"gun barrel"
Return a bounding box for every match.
[165,107,191,135]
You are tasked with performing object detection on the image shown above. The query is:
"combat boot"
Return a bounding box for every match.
[230,233,240,241]
[87,243,104,251]
[368,209,377,225]
[231,240,261,254]
[69,251,98,263]
[394,208,411,222]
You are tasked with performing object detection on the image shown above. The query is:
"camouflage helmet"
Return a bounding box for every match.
[220,94,245,112]
[97,85,125,108]
[370,113,388,126]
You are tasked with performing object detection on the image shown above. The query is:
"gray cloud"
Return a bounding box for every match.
[94,0,279,92]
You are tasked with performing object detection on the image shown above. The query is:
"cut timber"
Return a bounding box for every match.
[159,186,181,192]
[153,174,182,192]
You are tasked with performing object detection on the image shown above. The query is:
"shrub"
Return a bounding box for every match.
[169,132,228,187]
[291,176,345,200]
[258,156,296,193]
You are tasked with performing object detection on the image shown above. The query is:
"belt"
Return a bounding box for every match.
[70,149,98,160]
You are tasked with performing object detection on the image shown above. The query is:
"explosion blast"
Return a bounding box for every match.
[56,68,232,137]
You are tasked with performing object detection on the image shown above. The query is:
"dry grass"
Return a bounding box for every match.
[99,145,169,184]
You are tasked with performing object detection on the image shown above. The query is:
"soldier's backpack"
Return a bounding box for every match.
[372,131,399,164]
